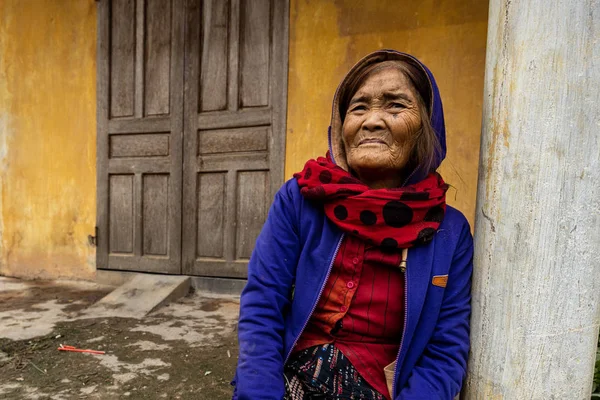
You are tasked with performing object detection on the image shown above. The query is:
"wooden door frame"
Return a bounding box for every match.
[95,0,290,276]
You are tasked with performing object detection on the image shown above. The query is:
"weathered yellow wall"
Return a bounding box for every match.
[0,0,486,280]
[0,1,97,280]
[286,0,489,225]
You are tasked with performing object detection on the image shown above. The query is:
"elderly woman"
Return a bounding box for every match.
[233,50,473,400]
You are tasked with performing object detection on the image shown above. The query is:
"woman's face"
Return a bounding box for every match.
[342,67,423,177]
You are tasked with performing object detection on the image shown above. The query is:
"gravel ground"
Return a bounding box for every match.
[0,277,240,400]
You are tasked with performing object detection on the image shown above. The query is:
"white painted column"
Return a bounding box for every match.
[464,0,600,398]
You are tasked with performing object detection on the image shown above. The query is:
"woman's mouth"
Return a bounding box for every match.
[358,138,386,146]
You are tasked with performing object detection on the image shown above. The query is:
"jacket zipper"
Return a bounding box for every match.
[392,250,409,398]
[284,233,345,364]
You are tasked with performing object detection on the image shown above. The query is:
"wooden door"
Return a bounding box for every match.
[181,0,288,278]
[96,0,185,274]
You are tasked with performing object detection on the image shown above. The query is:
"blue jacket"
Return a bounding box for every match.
[234,50,473,399]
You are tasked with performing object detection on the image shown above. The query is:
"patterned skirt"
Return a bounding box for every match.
[284,344,385,400]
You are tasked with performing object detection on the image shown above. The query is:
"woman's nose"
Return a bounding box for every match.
[361,110,385,132]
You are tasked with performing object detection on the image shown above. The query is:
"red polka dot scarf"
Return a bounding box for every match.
[293,154,448,249]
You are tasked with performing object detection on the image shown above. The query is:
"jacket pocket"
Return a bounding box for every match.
[431,275,448,288]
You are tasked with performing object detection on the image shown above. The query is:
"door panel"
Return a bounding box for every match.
[109,133,170,158]
[108,175,134,254]
[239,0,271,108]
[182,0,288,278]
[110,0,136,118]
[196,172,227,258]
[235,170,269,259]
[145,0,172,116]
[142,174,170,256]
[97,0,185,274]
[199,0,229,112]
[198,127,269,155]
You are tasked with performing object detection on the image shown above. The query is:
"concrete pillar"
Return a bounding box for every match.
[464,0,600,399]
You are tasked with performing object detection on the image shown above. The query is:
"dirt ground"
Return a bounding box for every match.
[0,277,240,399]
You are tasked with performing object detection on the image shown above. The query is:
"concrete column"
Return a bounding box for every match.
[464,1,600,399]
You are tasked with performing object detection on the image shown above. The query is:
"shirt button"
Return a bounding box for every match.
[340,306,347,312]
[352,258,359,265]
[346,281,355,289]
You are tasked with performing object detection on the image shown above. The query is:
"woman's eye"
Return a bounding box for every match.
[350,105,366,112]
[390,102,405,109]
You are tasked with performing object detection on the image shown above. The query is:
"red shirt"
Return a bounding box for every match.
[294,234,406,399]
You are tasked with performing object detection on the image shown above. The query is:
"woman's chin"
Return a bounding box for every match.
[348,152,397,172]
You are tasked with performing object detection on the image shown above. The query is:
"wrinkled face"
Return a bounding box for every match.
[342,67,423,176]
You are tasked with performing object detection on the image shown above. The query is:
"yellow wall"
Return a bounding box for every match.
[0,1,97,280]
[286,0,489,226]
[0,0,486,280]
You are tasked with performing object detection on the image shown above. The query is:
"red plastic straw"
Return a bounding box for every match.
[58,345,105,355]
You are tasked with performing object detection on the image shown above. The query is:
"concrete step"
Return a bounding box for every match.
[83,274,191,319]
[96,269,245,296]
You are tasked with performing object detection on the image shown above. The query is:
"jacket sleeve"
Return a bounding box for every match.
[397,225,473,400]
[234,182,302,400]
